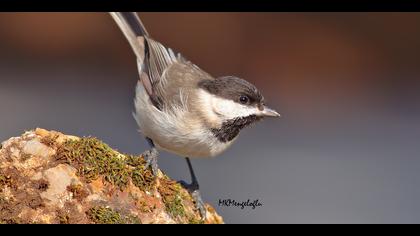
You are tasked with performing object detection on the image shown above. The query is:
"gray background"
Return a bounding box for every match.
[0,13,420,223]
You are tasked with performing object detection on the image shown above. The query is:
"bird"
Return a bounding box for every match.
[109,12,280,218]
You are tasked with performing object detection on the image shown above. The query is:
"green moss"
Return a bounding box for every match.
[125,154,144,167]
[87,206,124,224]
[188,217,205,224]
[56,137,154,190]
[131,167,155,191]
[87,206,141,224]
[56,137,129,188]
[158,178,187,219]
[166,194,186,218]
[55,137,198,222]
[126,154,155,191]
[157,176,204,222]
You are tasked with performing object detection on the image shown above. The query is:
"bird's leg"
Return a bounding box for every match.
[142,137,159,176]
[178,158,207,219]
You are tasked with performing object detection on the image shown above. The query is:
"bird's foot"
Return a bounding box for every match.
[141,148,159,176]
[179,180,207,219]
[191,190,207,220]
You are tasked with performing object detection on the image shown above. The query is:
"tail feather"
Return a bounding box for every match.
[109,12,149,59]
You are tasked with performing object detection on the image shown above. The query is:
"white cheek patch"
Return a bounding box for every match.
[212,97,258,120]
[198,89,258,121]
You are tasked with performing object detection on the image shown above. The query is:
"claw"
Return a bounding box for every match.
[191,190,207,220]
[179,181,207,220]
[142,148,159,176]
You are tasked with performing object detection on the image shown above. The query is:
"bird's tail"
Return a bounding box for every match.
[109,12,149,60]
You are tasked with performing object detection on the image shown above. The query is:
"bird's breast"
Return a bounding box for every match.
[134,82,235,158]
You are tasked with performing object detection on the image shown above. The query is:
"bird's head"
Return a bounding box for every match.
[197,76,280,142]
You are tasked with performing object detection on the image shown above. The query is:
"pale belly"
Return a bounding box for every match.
[133,83,235,158]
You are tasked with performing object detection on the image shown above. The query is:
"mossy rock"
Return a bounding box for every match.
[0,128,224,224]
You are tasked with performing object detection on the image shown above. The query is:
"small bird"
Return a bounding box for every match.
[110,12,280,218]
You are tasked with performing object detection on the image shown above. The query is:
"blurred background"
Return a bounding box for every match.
[0,13,420,223]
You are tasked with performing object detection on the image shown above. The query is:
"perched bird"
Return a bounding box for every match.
[110,12,280,218]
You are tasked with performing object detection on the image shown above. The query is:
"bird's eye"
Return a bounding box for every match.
[239,95,249,104]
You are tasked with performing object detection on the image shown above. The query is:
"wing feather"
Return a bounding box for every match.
[110,12,205,111]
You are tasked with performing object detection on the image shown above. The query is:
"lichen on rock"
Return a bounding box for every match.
[0,128,223,224]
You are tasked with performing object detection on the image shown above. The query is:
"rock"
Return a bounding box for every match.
[0,128,223,224]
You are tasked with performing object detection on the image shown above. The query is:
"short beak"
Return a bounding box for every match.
[261,106,281,117]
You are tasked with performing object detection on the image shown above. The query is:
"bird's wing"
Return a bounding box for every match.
[142,38,177,92]
[138,37,209,109]
[110,12,187,110]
